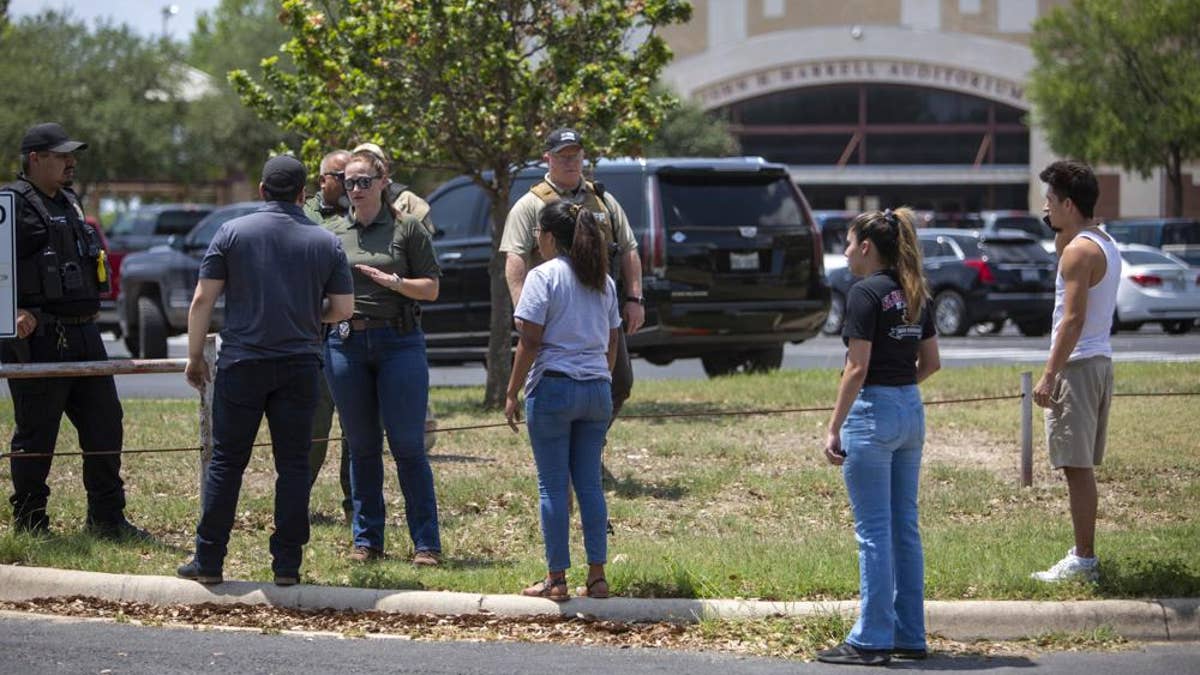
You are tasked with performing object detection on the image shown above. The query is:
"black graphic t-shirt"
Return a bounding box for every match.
[842,270,937,386]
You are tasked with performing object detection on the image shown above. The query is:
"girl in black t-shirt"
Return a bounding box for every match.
[817,208,941,667]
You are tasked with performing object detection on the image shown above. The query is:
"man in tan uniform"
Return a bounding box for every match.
[499,128,643,418]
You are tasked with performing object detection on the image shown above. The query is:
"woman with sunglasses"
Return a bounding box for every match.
[818,208,940,667]
[322,149,442,566]
[505,201,621,601]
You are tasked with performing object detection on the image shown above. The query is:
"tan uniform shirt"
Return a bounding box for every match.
[499,174,637,267]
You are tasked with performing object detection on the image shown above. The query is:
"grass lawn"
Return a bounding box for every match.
[0,362,1196,601]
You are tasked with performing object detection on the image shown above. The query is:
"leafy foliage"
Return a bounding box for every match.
[0,11,191,192]
[644,87,739,157]
[232,0,692,406]
[1028,0,1200,215]
[183,0,298,181]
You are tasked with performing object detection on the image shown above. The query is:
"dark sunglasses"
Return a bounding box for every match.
[342,175,381,191]
[322,171,345,181]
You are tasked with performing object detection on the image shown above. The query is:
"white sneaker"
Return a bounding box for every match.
[1031,548,1099,583]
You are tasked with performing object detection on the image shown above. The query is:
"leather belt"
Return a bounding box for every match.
[349,318,399,331]
[542,370,570,379]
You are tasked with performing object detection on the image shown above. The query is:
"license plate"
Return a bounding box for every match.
[1021,269,1040,282]
[730,252,759,271]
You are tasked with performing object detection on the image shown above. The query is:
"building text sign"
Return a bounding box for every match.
[697,58,1027,110]
[0,192,15,338]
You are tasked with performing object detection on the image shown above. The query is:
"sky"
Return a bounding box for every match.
[9,0,222,40]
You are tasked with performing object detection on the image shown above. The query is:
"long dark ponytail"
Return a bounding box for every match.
[539,200,608,291]
[849,207,929,324]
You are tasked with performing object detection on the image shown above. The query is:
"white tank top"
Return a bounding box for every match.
[1051,229,1121,362]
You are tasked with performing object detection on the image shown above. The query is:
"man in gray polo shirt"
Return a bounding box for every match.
[178,155,354,586]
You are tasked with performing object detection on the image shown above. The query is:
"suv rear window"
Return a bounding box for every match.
[993,215,1052,239]
[1162,221,1200,245]
[657,172,805,229]
[979,239,1056,263]
[157,210,208,235]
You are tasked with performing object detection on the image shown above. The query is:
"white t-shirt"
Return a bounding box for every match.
[514,256,622,396]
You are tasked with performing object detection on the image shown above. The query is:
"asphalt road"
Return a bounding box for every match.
[2,323,1192,400]
[2,612,1197,674]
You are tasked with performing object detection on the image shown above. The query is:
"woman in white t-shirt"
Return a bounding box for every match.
[505,200,622,601]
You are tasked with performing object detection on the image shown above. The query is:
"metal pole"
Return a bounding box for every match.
[198,334,216,505]
[1020,371,1033,487]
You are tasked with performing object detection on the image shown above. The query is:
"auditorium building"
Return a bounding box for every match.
[659,0,1198,218]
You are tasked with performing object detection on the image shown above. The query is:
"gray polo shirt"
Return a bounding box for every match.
[200,202,353,367]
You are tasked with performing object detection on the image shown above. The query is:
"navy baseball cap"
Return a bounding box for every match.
[544,128,583,153]
[20,123,88,154]
[261,155,307,193]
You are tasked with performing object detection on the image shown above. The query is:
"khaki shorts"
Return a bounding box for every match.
[1044,355,1114,468]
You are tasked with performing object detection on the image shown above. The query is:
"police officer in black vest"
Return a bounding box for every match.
[1,123,149,540]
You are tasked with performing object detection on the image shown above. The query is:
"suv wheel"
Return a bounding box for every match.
[1016,317,1052,337]
[933,290,969,337]
[137,297,169,359]
[700,345,784,377]
[123,334,140,358]
[822,293,845,336]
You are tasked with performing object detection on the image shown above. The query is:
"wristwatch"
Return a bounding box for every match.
[625,295,644,305]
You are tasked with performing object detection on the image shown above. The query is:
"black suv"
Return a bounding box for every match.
[118,202,261,357]
[424,158,830,376]
[824,229,1056,337]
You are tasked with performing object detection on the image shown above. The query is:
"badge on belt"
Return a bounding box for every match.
[337,321,351,339]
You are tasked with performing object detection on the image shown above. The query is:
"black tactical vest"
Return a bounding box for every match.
[2,178,108,308]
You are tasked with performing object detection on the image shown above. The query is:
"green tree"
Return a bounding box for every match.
[1028,0,1200,216]
[644,87,739,157]
[184,0,297,182]
[233,0,691,407]
[0,11,190,195]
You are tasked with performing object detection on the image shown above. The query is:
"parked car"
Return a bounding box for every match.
[117,202,260,357]
[104,203,214,337]
[812,210,855,272]
[979,210,1056,254]
[823,228,1056,337]
[1111,244,1200,335]
[424,157,830,376]
[1104,218,1200,267]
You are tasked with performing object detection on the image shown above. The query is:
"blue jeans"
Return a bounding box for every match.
[325,326,439,553]
[841,384,926,651]
[526,376,612,571]
[195,356,320,576]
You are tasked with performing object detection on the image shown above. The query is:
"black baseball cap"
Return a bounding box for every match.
[261,155,307,193]
[544,128,583,153]
[20,123,88,154]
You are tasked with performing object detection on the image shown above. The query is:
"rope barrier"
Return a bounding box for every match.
[1,390,1193,462]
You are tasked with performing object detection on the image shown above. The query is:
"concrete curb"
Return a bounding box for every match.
[1,565,1195,641]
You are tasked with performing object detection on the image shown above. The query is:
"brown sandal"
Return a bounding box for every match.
[522,576,570,601]
[577,577,609,599]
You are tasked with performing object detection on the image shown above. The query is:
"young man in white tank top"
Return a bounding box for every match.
[1031,160,1120,583]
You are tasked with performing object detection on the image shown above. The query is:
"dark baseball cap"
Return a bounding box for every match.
[261,155,307,193]
[20,122,88,154]
[544,127,584,153]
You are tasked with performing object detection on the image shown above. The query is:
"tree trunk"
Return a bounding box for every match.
[483,182,514,409]
[1167,144,1184,218]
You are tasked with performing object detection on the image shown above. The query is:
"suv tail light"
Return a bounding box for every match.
[1128,274,1162,287]
[963,258,995,284]
[643,177,666,275]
